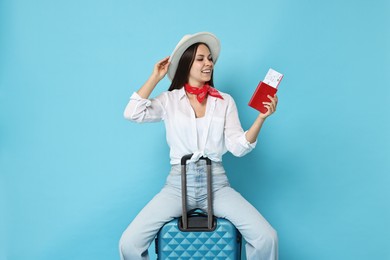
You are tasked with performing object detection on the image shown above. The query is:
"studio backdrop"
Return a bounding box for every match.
[1,0,389,259]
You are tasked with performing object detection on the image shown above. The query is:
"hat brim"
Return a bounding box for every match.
[167,32,220,81]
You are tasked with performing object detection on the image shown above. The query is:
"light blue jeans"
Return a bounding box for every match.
[119,161,278,259]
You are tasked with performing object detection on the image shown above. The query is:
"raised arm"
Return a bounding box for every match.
[137,56,170,99]
[123,57,170,123]
[245,95,278,143]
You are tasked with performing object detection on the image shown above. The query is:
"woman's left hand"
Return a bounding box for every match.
[259,95,278,119]
[245,94,278,143]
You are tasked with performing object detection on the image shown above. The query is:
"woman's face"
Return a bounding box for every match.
[188,44,214,87]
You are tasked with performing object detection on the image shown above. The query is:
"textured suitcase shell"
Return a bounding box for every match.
[156,217,241,259]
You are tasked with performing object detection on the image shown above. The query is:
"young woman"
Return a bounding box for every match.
[120,32,278,260]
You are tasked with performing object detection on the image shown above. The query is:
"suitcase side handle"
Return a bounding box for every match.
[181,154,214,231]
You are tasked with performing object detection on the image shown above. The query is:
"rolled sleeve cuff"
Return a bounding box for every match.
[130,92,152,106]
[240,131,257,149]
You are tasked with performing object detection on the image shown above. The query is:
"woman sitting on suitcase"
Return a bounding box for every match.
[120,32,278,260]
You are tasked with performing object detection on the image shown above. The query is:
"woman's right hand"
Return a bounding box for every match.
[152,56,170,81]
[136,57,170,99]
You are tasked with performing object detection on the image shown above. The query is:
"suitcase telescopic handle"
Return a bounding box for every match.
[181,154,213,231]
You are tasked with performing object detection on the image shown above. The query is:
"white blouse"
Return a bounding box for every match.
[196,116,207,152]
[124,87,256,165]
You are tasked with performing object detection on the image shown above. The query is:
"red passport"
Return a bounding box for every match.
[248,68,283,113]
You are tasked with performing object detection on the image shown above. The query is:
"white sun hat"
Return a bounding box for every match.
[167,32,221,81]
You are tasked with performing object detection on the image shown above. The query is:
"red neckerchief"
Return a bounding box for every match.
[184,83,224,103]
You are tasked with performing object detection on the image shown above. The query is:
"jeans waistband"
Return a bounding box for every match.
[169,161,226,176]
[166,160,229,193]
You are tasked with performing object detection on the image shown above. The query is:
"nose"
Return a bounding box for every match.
[205,59,213,67]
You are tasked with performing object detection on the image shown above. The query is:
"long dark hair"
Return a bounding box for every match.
[168,43,215,91]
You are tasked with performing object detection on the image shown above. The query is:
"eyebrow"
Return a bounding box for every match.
[196,54,212,58]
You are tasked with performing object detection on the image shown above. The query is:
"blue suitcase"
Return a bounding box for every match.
[155,155,242,259]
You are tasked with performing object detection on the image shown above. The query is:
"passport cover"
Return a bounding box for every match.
[248,81,278,113]
[248,68,283,113]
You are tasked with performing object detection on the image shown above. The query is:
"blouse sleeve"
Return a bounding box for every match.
[123,92,167,123]
[224,95,257,157]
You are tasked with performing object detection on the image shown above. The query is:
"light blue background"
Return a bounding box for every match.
[1,0,389,259]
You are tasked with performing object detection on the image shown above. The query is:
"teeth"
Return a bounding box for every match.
[202,70,211,73]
